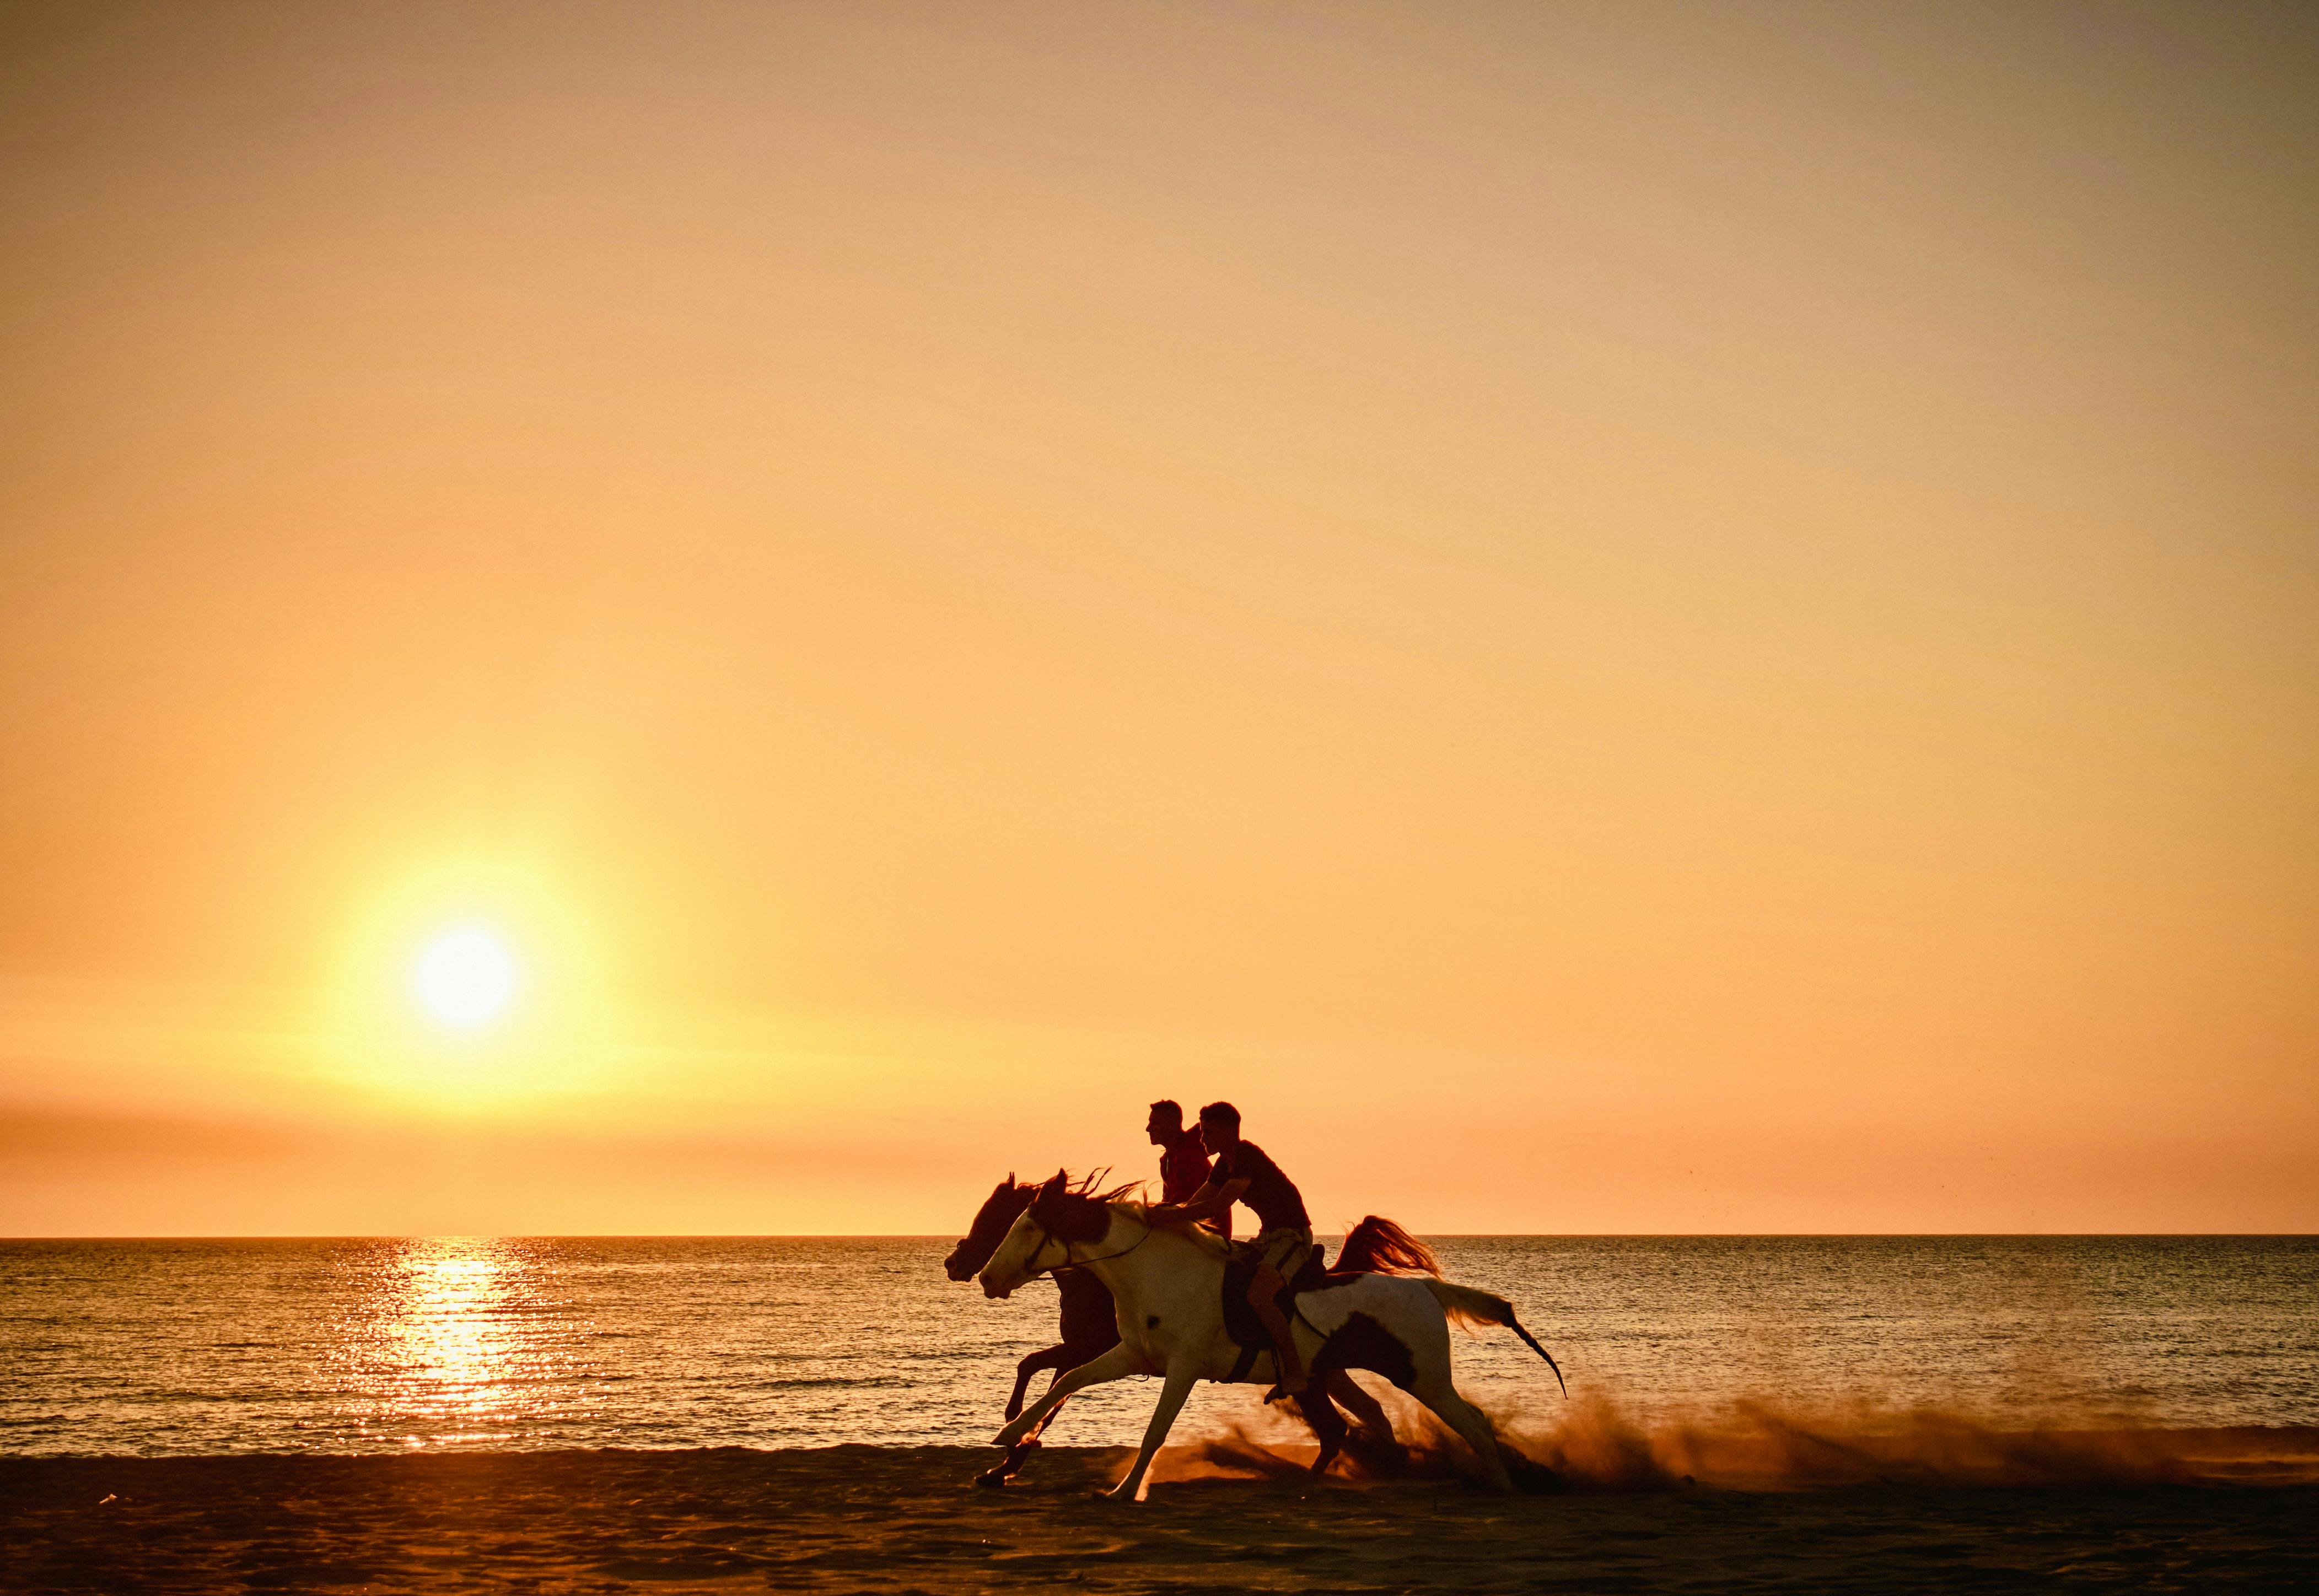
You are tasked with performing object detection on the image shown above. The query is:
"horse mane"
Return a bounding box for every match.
[1117,1200,1233,1258]
[1333,1215,1441,1277]
[1031,1169,1148,1243]
[1029,1182,1433,1276]
[1067,1168,1143,1204]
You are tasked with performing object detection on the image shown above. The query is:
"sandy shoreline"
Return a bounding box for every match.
[6,1435,2318,1594]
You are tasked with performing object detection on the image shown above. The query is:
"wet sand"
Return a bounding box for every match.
[6,1437,2318,1594]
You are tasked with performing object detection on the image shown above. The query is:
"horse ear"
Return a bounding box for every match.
[1005,1171,1015,1188]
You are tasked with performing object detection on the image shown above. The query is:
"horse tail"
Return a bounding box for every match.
[1333,1216,1441,1277]
[1421,1279,1566,1397]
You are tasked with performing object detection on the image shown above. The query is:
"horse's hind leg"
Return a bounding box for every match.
[1293,1386,1347,1478]
[1412,1378,1513,1492]
[1324,1371,1407,1473]
[1325,1370,1392,1442]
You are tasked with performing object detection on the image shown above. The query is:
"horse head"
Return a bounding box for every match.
[945,1173,1033,1282]
[979,1170,1123,1299]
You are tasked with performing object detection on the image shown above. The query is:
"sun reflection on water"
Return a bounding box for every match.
[330,1238,590,1448]
[394,1243,510,1427]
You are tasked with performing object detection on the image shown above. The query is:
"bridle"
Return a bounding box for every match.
[1019,1202,1154,1277]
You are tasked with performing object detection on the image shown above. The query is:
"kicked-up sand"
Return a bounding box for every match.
[4,1423,2317,1594]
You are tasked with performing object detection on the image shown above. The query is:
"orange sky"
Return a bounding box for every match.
[3,1,2314,1234]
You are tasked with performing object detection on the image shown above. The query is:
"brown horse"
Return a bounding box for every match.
[945,1173,1409,1485]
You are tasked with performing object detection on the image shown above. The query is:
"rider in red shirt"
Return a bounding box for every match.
[1146,1100,1221,1220]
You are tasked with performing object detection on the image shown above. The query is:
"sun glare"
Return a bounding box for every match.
[330,860,615,1104]
[415,929,517,1028]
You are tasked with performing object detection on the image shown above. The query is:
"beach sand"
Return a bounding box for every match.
[6,1430,2318,1594]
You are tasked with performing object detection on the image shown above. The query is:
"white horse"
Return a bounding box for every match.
[978,1171,1563,1501]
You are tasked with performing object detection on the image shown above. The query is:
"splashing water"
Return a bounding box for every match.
[1153,1388,2319,1491]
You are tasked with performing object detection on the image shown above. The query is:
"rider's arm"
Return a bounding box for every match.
[1150,1177,1248,1227]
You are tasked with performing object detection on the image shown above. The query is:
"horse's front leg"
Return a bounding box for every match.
[1106,1360,1200,1503]
[994,1342,1144,1449]
[1024,1381,1067,1438]
[978,1387,1069,1490]
[1005,1344,1067,1421]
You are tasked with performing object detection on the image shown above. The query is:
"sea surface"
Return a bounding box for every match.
[3,1236,2315,1457]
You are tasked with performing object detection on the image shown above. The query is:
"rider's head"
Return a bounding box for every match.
[1197,1100,1241,1154]
[1145,1099,1184,1145]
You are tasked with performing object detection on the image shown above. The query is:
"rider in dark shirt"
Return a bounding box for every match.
[1146,1101,1314,1394]
[1208,1136,1309,1233]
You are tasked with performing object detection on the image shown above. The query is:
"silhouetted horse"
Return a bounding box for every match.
[978,1172,1563,1500]
[945,1173,1416,1486]
[944,1178,1122,1483]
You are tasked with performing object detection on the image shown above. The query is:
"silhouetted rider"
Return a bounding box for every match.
[1147,1101,1312,1394]
[1144,1100,1225,1237]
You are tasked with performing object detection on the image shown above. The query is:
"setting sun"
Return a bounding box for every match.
[414,929,517,1029]
[320,860,617,1106]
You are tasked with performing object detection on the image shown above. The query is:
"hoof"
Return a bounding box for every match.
[1508,1456,1565,1494]
[1344,1433,1408,1476]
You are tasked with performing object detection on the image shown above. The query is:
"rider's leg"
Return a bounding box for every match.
[1249,1263,1308,1393]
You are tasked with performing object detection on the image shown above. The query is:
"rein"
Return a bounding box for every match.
[1024,1206,1154,1275]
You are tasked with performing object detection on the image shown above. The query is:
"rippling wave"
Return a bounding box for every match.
[3,1236,2314,1455]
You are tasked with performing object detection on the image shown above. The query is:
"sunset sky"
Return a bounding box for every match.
[4,1,2313,1234]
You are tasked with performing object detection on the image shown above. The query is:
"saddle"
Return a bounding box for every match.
[1219,1243,1335,1383]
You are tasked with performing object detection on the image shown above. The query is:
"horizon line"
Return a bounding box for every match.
[6,1231,2313,1243]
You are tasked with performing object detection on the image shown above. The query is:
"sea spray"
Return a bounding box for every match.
[1147,1385,2319,1490]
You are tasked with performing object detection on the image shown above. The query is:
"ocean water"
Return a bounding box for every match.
[3,1236,2314,1457]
